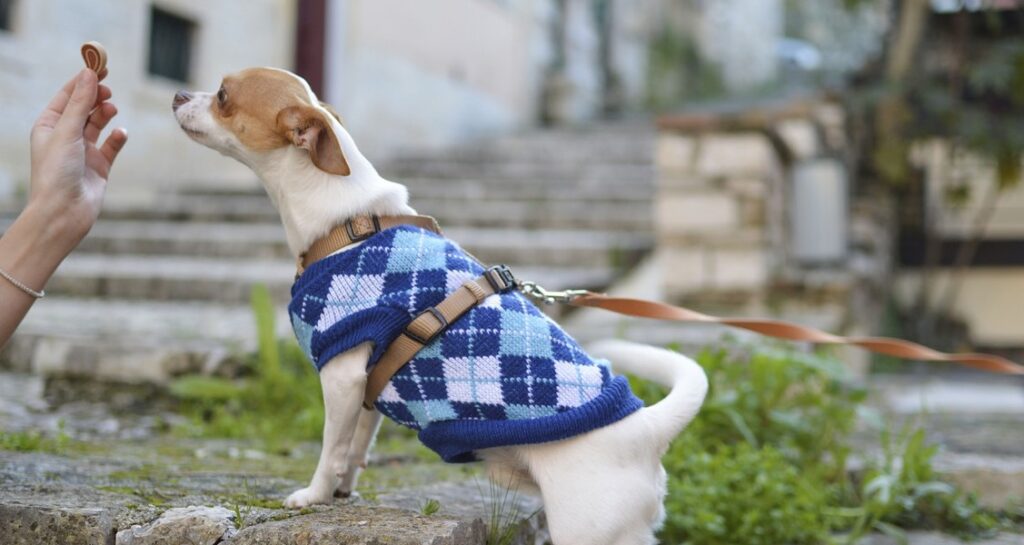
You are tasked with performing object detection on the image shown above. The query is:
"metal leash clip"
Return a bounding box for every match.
[518,281,590,305]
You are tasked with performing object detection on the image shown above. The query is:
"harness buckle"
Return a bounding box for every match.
[405,307,448,345]
[484,265,517,293]
[519,281,589,306]
[345,215,382,242]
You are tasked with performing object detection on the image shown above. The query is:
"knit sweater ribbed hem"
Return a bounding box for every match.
[420,375,642,463]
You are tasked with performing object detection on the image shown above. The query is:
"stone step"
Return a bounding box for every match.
[91,181,654,225]
[96,192,654,233]
[385,142,655,166]
[0,448,542,545]
[101,194,281,223]
[45,254,294,303]
[74,220,290,259]
[7,219,649,270]
[381,160,654,185]
[41,253,618,303]
[413,196,652,231]
[1,298,289,382]
[406,178,654,201]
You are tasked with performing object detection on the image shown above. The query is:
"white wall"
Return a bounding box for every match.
[0,0,295,203]
[325,0,542,158]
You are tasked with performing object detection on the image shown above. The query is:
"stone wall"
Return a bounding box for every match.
[653,99,894,370]
[0,0,296,204]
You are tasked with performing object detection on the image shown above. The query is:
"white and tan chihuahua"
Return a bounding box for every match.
[173,67,707,545]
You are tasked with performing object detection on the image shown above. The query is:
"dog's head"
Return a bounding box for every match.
[172,67,350,176]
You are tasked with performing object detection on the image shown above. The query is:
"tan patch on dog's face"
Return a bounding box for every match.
[210,68,316,151]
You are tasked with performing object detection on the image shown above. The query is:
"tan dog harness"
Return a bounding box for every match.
[299,215,1024,411]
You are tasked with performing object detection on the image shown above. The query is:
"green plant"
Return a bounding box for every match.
[661,439,831,545]
[0,421,74,454]
[169,285,324,449]
[421,498,441,516]
[842,427,1001,542]
[627,341,1011,544]
[475,476,538,545]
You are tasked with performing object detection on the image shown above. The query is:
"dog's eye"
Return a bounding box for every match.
[217,87,227,105]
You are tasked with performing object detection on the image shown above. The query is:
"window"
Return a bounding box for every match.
[148,7,195,83]
[0,0,16,32]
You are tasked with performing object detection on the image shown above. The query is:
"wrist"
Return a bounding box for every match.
[21,198,90,252]
[5,202,82,266]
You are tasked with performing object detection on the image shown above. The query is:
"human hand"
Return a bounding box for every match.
[28,68,127,251]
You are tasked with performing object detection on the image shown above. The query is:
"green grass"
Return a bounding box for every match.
[630,342,1017,545]
[169,285,325,451]
[421,498,441,516]
[0,421,84,454]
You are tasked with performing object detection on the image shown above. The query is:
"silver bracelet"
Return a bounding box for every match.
[0,266,45,299]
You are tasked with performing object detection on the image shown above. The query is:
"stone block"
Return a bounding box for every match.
[656,191,739,234]
[0,503,115,545]
[774,119,819,159]
[657,172,711,191]
[118,506,236,545]
[695,134,777,177]
[724,177,769,198]
[814,103,847,150]
[709,246,768,290]
[657,248,708,295]
[737,196,766,227]
[656,133,696,171]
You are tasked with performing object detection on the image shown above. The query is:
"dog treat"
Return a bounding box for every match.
[80,41,108,80]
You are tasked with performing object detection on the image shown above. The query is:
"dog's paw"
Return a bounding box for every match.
[285,487,332,508]
[334,487,359,499]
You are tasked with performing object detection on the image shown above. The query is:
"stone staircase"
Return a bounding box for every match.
[0,121,656,386]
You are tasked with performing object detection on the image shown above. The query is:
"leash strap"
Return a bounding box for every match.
[362,265,519,409]
[298,214,442,276]
[566,292,1024,375]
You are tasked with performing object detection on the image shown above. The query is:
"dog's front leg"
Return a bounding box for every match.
[335,408,383,498]
[285,344,370,508]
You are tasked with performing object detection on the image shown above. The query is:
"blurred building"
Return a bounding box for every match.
[0,0,670,204]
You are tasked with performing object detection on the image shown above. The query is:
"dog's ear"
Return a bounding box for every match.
[318,101,346,126]
[277,105,351,176]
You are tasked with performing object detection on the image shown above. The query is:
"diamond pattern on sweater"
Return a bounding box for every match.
[289,225,642,460]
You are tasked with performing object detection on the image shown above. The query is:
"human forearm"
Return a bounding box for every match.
[0,201,82,346]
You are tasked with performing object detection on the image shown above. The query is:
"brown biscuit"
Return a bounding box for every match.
[80,41,108,80]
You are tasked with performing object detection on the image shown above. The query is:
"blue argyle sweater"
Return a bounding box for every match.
[289,225,643,463]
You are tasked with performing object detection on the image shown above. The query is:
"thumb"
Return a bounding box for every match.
[56,70,98,137]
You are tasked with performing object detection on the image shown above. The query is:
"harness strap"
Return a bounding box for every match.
[298,214,442,276]
[362,265,518,409]
[566,293,1024,375]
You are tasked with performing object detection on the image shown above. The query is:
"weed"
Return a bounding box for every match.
[421,498,441,516]
[475,475,540,545]
[0,421,75,454]
[169,285,325,449]
[628,341,1014,544]
[231,502,250,529]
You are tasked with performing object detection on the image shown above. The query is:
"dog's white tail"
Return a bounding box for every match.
[588,340,708,448]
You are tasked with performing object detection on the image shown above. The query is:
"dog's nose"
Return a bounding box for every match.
[172,91,193,112]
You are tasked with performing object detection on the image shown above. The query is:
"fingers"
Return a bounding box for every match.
[34,71,85,132]
[99,128,128,169]
[84,102,117,144]
[97,84,112,107]
[55,70,98,138]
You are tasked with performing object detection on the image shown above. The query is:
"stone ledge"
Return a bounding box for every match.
[0,449,543,545]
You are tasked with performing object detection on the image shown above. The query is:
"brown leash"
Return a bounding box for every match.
[302,216,1024,411]
[565,292,1024,375]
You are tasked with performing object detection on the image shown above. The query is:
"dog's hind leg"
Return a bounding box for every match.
[285,344,370,508]
[479,447,541,498]
[335,408,383,498]
[521,414,667,545]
